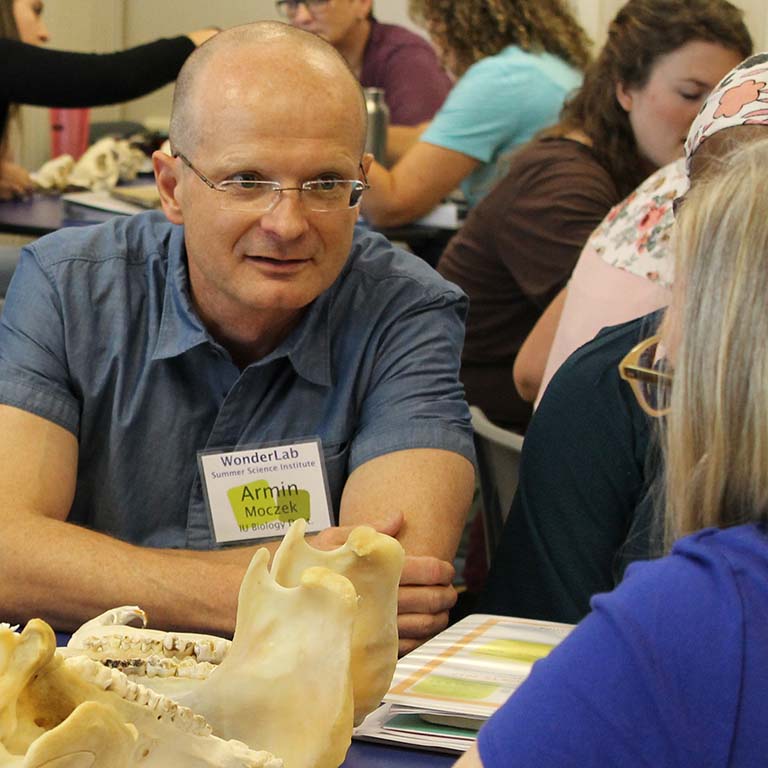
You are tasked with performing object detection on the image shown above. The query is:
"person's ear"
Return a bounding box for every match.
[361,152,374,175]
[359,0,373,21]
[153,150,185,224]
[615,81,634,113]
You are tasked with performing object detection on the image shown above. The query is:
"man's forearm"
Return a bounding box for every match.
[0,513,281,634]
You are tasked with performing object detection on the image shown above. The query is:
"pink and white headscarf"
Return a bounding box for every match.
[685,52,768,167]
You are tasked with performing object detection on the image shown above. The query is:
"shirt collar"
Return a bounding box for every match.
[253,289,332,387]
[152,227,333,387]
[153,225,211,361]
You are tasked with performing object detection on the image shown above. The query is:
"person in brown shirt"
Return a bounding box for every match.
[440,137,617,431]
[438,0,750,434]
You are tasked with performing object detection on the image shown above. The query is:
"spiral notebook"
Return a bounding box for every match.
[353,613,574,753]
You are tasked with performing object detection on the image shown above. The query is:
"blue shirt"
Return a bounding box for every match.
[420,45,581,207]
[478,524,768,767]
[0,212,474,549]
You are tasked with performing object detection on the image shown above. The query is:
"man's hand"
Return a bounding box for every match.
[397,555,456,656]
[310,515,458,655]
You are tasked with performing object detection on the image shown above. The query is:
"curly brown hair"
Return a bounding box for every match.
[408,0,592,76]
[556,0,752,198]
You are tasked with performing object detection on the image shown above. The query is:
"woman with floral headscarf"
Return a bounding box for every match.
[518,50,768,405]
[460,72,768,767]
[481,51,768,629]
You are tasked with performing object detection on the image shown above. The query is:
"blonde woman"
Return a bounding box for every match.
[456,135,768,768]
[361,0,590,225]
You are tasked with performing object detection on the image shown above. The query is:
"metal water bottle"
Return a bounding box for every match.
[364,87,390,164]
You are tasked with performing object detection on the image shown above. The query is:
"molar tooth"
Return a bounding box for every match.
[135,686,149,707]
[191,713,213,737]
[146,656,175,677]
[93,663,113,689]
[106,667,128,696]
[175,705,193,730]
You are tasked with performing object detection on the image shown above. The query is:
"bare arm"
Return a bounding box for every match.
[454,744,483,768]
[339,448,475,654]
[361,142,478,228]
[0,405,277,634]
[0,404,472,646]
[386,121,430,165]
[513,287,568,403]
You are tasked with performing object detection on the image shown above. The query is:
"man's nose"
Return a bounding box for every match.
[38,21,50,43]
[259,190,310,240]
[292,3,313,24]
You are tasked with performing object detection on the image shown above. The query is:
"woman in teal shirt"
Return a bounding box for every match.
[361,0,589,226]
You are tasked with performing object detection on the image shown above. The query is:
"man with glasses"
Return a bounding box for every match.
[277,0,451,127]
[0,22,475,654]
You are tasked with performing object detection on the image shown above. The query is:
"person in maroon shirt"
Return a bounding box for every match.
[276,0,451,126]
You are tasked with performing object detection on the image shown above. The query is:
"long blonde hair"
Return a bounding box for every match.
[664,137,768,544]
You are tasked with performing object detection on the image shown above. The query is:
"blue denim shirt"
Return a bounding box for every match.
[0,212,474,549]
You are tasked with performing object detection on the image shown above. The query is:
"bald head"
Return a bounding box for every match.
[169,21,367,156]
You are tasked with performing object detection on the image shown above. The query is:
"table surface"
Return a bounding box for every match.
[344,740,456,768]
[0,193,118,237]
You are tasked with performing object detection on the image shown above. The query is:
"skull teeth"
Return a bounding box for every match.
[65,656,213,736]
[81,633,229,663]
[102,654,215,679]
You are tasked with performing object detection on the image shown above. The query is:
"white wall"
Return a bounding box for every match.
[17,0,768,170]
[570,0,766,48]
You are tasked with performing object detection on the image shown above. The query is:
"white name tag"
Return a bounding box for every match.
[198,438,333,545]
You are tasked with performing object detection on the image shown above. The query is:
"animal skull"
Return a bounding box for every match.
[4,522,404,768]
[0,619,281,768]
[271,519,404,724]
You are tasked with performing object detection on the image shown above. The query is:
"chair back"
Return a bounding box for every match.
[470,406,524,566]
[0,246,21,302]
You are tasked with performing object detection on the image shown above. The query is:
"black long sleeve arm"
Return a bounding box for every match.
[1,36,195,108]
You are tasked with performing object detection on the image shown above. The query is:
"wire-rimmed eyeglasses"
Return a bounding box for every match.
[618,334,674,417]
[174,152,370,213]
[275,0,330,18]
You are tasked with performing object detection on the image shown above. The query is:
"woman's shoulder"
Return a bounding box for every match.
[602,524,768,625]
[513,135,600,163]
[501,137,615,193]
[462,44,578,84]
[672,524,768,581]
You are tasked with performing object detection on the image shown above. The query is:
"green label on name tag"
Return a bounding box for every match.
[227,479,311,530]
